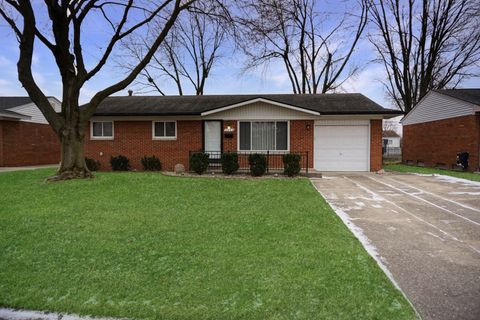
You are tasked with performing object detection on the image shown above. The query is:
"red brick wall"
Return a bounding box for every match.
[84,120,202,171]
[290,120,314,168]
[0,121,3,166]
[403,115,480,172]
[84,119,383,172]
[0,120,60,166]
[370,119,383,172]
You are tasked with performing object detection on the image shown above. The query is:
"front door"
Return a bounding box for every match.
[204,121,222,159]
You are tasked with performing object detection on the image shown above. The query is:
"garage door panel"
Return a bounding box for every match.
[314,125,369,171]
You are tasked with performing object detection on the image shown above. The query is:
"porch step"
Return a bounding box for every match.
[307,171,322,178]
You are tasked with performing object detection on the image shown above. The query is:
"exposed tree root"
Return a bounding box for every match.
[46,167,94,182]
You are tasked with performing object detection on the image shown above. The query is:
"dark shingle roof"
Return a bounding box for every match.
[382,130,400,138]
[93,94,400,116]
[0,97,33,110]
[434,89,480,106]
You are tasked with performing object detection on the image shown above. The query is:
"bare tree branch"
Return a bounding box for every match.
[368,0,480,113]
[0,0,198,178]
[236,0,368,94]
[122,6,227,95]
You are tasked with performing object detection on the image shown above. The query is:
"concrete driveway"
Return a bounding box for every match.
[311,172,480,320]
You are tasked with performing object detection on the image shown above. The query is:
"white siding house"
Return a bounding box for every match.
[401,89,480,171]
[6,97,61,124]
[402,91,479,125]
[383,136,401,148]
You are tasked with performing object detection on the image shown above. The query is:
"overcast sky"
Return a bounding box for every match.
[0,1,478,110]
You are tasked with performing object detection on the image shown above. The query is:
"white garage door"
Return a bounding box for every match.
[314,124,369,171]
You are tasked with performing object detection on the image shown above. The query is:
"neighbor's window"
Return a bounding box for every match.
[153,121,176,139]
[91,121,113,138]
[239,121,288,151]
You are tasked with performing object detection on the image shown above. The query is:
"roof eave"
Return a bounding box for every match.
[93,112,201,116]
[93,111,402,118]
[0,111,31,120]
[321,111,403,118]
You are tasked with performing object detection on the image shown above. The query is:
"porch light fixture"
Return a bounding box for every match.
[224,125,235,138]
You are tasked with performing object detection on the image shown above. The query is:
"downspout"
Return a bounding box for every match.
[477,113,480,172]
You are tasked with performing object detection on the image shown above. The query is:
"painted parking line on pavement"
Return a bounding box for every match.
[383,175,480,214]
[343,176,480,256]
[367,176,480,226]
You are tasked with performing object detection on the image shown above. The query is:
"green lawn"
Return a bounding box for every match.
[385,164,480,182]
[0,169,415,320]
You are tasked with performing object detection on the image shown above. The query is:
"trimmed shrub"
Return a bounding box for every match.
[110,155,130,171]
[283,153,301,177]
[141,155,162,171]
[221,152,239,175]
[189,152,209,174]
[248,153,267,176]
[85,157,100,171]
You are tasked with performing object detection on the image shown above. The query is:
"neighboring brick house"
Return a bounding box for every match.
[85,94,400,172]
[0,97,61,167]
[402,89,480,172]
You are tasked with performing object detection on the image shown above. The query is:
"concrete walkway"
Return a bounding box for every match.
[0,164,58,173]
[0,308,126,320]
[311,172,480,320]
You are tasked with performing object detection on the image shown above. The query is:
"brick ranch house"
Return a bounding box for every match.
[0,97,60,167]
[401,89,480,172]
[85,94,400,172]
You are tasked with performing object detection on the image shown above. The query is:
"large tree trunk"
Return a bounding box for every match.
[3,0,191,181]
[49,123,92,181]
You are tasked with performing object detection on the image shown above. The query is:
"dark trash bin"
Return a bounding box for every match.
[456,152,469,170]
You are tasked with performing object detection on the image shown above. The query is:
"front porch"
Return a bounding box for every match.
[189,150,311,175]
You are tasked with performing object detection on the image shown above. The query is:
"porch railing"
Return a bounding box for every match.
[189,150,309,175]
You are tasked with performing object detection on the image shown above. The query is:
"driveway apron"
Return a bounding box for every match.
[311,172,480,320]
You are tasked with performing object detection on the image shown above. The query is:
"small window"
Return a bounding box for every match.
[91,121,113,139]
[153,121,176,139]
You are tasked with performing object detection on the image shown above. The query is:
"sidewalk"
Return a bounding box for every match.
[0,308,125,320]
[0,164,58,173]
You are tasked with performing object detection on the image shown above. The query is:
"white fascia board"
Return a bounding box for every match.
[0,111,31,120]
[90,115,202,121]
[318,114,397,120]
[200,97,321,116]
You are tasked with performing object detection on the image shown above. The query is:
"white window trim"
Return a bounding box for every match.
[237,120,290,152]
[152,120,177,140]
[90,120,114,140]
